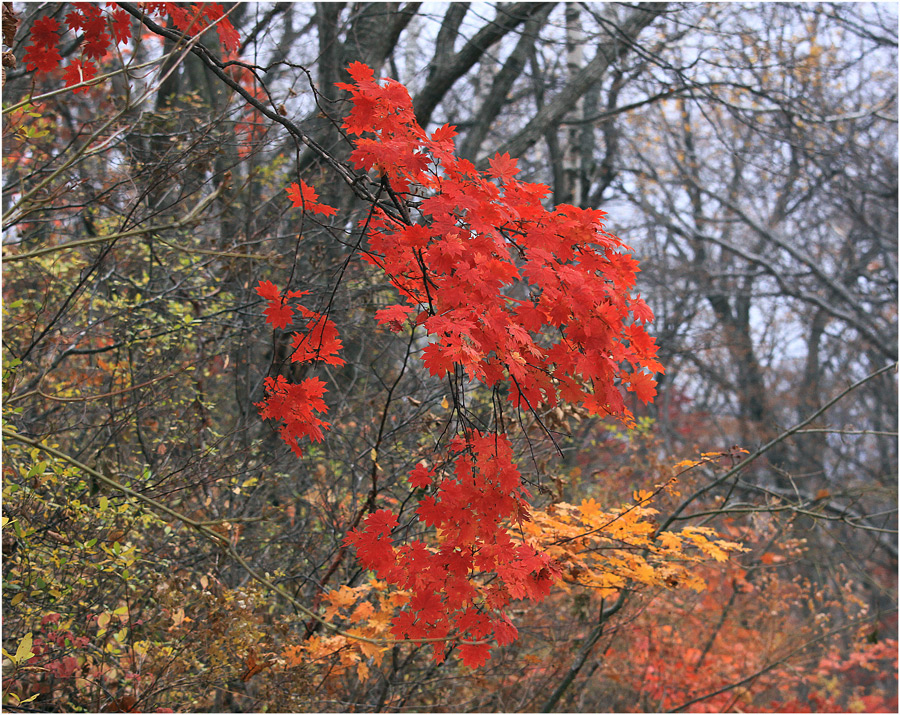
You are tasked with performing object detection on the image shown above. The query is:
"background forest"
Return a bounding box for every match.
[1,2,897,712]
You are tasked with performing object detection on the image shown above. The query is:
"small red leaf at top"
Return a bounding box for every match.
[631,295,655,324]
[487,152,519,182]
[430,124,458,142]
[110,8,132,44]
[30,15,61,45]
[408,462,433,489]
[346,61,374,83]
[217,18,240,52]
[286,181,337,217]
[202,4,241,52]
[255,280,281,301]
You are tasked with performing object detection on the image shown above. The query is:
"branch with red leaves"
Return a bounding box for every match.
[254,62,665,667]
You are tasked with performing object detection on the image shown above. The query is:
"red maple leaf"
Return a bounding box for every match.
[24,42,62,73]
[492,619,518,646]
[199,4,240,52]
[365,509,399,537]
[263,300,293,330]
[627,369,658,404]
[416,496,444,528]
[430,123,458,143]
[345,60,374,83]
[421,342,456,378]
[255,280,281,301]
[285,181,338,217]
[256,375,331,457]
[62,59,97,92]
[631,295,655,324]
[30,15,61,46]
[374,304,414,332]
[408,463,434,489]
[487,152,519,182]
[459,643,492,669]
[291,315,345,366]
[82,32,110,61]
[110,8,133,45]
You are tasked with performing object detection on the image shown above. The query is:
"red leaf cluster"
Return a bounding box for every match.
[256,375,330,458]
[255,280,346,457]
[265,63,665,668]
[23,17,62,74]
[345,432,559,665]
[141,2,240,52]
[337,64,663,421]
[22,3,240,92]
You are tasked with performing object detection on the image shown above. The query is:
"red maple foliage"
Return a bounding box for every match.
[336,60,662,416]
[21,2,239,91]
[254,280,345,457]
[257,62,664,666]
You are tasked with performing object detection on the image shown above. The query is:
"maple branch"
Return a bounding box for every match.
[2,183,243,262]
[686,180,896,361]
[3,24,214,231]
[2,429,230,541]
[381,175,413,226]
[487,2,667,165]
[6,366,190,405]
[302,325,419,638]
[413,2,554,128]
[555,477,675,546]
[3,111,124,230]
[413,248,437,315]
[1,56,168,115]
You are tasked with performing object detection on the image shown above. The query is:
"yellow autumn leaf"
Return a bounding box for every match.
[657,531,683,551]
[579,497,604,522]
[625,557,657,585]
[13,632,34,665]
[356,659,369,681]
